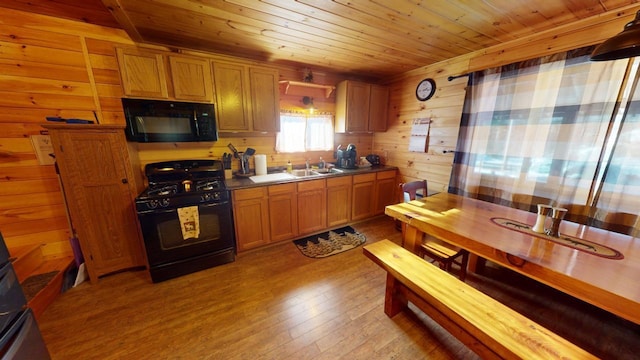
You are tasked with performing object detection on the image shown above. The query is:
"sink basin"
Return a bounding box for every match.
[290,169,318,177]
[312,168,344,175]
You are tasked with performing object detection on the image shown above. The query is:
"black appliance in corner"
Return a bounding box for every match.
[135,160,235,283]
[335,144,358,169]
[0,233,51,359]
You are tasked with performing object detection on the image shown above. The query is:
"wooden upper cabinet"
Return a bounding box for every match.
[335,80,389,133]
[250,67,280,132]
[369,84,390,132]
[117,48,169,99]
[213,61,280,132]
[213,62,250,131]
[169,56,214,102]
[117,48,215,103]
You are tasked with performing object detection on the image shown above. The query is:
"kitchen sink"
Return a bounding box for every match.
[312,168,344,175]
[290,169,319,177]
[290,168,344,177]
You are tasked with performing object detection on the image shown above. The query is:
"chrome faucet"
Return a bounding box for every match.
[305,159,310,170]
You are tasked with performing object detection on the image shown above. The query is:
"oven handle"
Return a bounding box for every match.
[137,201,230,215]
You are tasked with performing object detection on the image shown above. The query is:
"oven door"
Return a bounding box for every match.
[138,201,235,267]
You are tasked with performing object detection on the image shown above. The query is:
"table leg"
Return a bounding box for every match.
[403,225,424,254]
[468,254,486,274]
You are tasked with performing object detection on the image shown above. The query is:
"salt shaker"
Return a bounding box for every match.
[532,204,553,233]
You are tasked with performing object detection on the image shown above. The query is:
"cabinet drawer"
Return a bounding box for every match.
[233,187,267,201]
[297,179,326,192]
[376,170,396,180]
[269,183,296,195]
[327,175,352,187]
[353,173,376,183]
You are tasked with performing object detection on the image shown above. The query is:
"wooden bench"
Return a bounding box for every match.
[363,240,596,360]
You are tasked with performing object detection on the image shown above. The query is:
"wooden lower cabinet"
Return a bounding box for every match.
[352,173,376,221]
[297,179,327,235]
[327,176,352,227]
[374,170,398,214]
[232,187,270,251]
[43,124,146,283]
[268,183,297,242]
[233,169,395,252]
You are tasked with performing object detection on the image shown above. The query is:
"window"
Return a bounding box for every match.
[276,111,334,153]
[450,46,639,235]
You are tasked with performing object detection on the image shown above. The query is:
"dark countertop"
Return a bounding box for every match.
[225,165,398,190]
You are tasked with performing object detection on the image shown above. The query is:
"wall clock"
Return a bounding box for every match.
[416,78,436,101]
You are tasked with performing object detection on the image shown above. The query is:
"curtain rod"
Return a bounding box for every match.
[448,73,470,81]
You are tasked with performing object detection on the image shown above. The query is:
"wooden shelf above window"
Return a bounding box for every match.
[279,80,336,98]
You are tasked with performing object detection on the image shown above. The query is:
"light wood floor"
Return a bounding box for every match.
[38,217,640,359]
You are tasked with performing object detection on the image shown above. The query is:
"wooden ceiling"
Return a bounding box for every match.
[7,0,640,79]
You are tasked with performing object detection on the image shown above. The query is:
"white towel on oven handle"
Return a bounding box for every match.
[177,206,200,240]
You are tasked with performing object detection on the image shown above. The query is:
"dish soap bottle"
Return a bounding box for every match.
[318,157,326,169]
[286,160,293,173]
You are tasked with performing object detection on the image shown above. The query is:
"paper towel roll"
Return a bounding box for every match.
[255,154,267,175]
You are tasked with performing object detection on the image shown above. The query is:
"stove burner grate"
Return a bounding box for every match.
[148,184,178,197]
[196,180,222,192]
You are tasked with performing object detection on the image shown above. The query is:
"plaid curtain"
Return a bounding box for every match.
[449,46,639,235]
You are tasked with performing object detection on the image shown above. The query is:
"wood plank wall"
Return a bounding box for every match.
[2,5,633,259]
[0,7,371,258]
[0,9,134,257]
[379,5,639,194]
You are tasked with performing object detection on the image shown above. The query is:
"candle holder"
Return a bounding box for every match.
[546,207,568,237]
[532,204,553,233]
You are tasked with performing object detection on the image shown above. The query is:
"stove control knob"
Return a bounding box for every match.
[160,198,170,207]
[202,193,211,202]
[148,200,159,209]
[213,192,220,200]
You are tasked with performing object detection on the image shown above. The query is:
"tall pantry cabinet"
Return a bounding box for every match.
[43,124,146,283]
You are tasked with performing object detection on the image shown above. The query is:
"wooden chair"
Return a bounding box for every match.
[400,181,469,281]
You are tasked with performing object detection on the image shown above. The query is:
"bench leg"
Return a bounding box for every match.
[384,273,407,317]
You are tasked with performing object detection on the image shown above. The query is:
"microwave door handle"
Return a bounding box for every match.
[193,110,200,136]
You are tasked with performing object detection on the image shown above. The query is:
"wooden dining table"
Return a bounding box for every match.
[385,192,640,325]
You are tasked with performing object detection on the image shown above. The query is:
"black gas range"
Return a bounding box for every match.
[136,160,235,283]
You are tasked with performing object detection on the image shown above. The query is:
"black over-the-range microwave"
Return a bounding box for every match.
[122,98,218,142]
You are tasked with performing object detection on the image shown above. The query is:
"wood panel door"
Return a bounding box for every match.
[169,55,213,102]
[45,125,145,283]
[268,184,297,242]
[117,48,168,99]
[335,80,371,133]
[327,175,352,227]
[250,67,280,132]
[368,85,389,132]
[351,173,375,221]
[374,170,397,214]
[213,62,249,131]
[233,187,270,251]
[298,179,326,235]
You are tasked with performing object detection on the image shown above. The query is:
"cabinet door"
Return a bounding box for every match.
[298,180,327,235]
[327,176,352,227]
[117,48,168,99]
[345,81,370,132]
[233,188,270,251]
[169,56,213,102]
[368,85,389,132]
[250,67,280,132]
[48,127,145,282]
[374,171,397,214]
[268,184,297,242]
[213,62,249,131]
[351,173,376,221]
